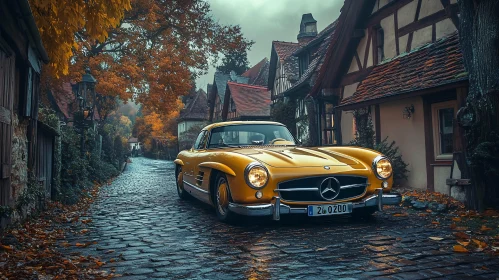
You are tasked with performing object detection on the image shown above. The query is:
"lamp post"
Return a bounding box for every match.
[75,67,97,157]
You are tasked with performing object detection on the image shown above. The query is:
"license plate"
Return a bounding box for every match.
[308,203,352,216]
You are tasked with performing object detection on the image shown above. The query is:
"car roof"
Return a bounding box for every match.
[202,121,285,131]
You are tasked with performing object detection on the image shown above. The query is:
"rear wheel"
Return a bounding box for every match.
[214,173,237,223]
[176,166,189,200]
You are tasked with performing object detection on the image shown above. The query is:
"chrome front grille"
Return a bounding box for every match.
[276,176,368,202]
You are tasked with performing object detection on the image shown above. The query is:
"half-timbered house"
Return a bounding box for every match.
[311,0,466,197]
[177,89,209,150]
[221,82,271,122]
[207,71,248,122]
[281,19,338,144]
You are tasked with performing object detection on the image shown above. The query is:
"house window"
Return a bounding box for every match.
[322,103,337,145]
[376,27,385,63]
[432,101,457,160]
[299,54,309,77]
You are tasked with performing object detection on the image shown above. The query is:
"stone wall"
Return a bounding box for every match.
[10,113,29,201]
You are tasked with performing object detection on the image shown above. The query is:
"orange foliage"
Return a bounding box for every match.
[39,0,252,121]
[29,0,131,77]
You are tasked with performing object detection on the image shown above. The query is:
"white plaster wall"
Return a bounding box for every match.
[341,111,355,144]
[356,29,369,67]
[434,166,451,194]
[367,42,374,68]
[379,97,427,189]
[343,82,359,99]
[399,34,409,53]
[347,57,359,73]
[419,0,444,19]
[411,25,433,50]
[398,0,418,28]
[436,18,457,40]
[380,14,397,60]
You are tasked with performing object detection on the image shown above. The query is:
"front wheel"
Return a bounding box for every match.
[176,166,190,200]
[214,174,237,223]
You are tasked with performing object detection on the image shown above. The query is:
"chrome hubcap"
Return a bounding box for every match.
[216,178,229,215]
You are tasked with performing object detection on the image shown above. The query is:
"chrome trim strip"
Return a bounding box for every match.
[273,196,280,221]
[277,174,368,187]
[340,183,369,189]
[227,192,402,219]
[274,188,319,192]
[183,180,209,194]
[377,188,383,211]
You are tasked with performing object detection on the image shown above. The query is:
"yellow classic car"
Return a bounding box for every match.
[174,121,401,222]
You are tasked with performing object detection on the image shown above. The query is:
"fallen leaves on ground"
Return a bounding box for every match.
[400,189,499,257]
[429,237,444,241]
[453,245,469,253]
[0,183,117,279]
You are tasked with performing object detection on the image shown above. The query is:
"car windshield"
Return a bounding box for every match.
[208,124,295,148]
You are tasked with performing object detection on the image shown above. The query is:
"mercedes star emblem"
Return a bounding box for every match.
[319,177,341,201]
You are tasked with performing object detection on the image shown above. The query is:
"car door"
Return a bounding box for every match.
[183,130,206,186]
[190,130,210,191]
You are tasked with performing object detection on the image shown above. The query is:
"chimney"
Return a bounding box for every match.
[297,13,317,44]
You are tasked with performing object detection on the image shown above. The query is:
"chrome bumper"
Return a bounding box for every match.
[228,188,402,221]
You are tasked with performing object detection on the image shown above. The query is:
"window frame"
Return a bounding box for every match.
[193,130,208,150]
[431,101,457,160]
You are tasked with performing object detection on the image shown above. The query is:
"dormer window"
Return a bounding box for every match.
[299,54,309,77]
[376,26,385,63]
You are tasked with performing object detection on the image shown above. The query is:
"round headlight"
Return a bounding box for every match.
[372,156,393,179]
[245,163,269,189]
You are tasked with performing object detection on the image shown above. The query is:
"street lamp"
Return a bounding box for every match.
[75,67,97,157]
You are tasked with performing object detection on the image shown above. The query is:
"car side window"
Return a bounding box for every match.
[193,131,206,150]
[197,131,209,150]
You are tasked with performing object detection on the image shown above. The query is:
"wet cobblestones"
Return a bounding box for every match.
[59,157,499,279]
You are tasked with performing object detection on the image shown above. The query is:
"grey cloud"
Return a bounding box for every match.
[196,0,343,91]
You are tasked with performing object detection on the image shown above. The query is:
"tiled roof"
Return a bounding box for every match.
[273,41,301,62]
[128,137,138,143]
[242,58,270,87]
[273,41,302,82]
[227,82,271,117]
[340,32,466,107]
[283,21,337,95]
[213,71,249,103]
[179,89,208,121]
[50,83,76,119]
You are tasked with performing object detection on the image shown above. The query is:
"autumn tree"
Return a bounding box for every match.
[29,0,131,77]
[59,0,253,118]
[457,0,499,211]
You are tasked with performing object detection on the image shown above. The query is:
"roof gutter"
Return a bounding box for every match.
[18,0,49,63]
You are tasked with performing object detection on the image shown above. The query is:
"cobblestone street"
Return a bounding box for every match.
[58,157,499,279]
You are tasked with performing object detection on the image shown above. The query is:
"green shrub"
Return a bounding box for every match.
[349,108,409,186]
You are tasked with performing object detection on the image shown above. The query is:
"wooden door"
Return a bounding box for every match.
[0,48,15,207]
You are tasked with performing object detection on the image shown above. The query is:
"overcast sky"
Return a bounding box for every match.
[195,0,343,91]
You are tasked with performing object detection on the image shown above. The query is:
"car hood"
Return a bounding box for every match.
[232,147,362,168]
